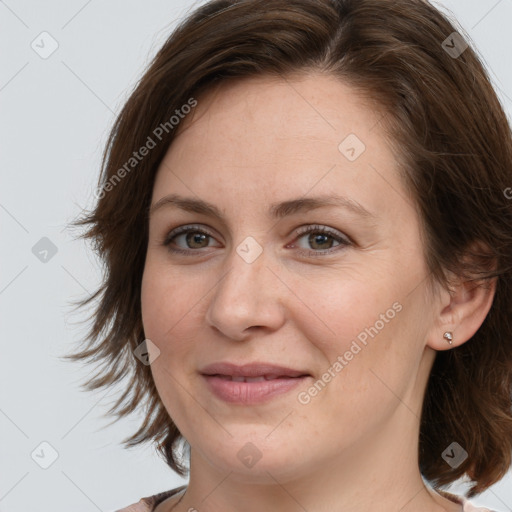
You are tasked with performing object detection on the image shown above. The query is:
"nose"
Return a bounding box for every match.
[204,244,286,341]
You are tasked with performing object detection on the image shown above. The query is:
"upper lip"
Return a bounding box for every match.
[200,362,309,378]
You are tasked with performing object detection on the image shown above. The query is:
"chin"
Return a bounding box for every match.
[194,430,311,483]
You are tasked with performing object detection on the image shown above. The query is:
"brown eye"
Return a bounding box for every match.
[291,225,351,256]
[184,231,210,249]
[163,225,220,254]
[306,232,335,250]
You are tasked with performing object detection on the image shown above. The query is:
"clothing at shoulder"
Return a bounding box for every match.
[462,499,496,512]
[437,489,497,512]
[115,485,186,512]
[115,486,496,512]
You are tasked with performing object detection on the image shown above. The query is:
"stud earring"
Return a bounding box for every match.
[443,331,453,345]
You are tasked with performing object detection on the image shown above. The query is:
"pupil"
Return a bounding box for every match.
[310,233,331,249]
[187,232,208,248]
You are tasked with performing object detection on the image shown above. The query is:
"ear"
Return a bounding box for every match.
[426,270,497,352]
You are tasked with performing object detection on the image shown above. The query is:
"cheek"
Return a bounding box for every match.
[290,271,419,412]
[291,274,397,358]
[141,260,197,344]
[140,262,209,408]
[140,265,202,427]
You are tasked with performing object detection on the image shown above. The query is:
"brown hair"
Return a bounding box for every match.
[64,0,512,497]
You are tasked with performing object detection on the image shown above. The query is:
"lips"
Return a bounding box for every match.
[200,362,309,379]
[215,375,290,382]
[200,362,311,404]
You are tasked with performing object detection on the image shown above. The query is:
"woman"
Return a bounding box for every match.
[65,0,512,511]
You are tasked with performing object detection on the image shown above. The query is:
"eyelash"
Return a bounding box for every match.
[161,224,352,258]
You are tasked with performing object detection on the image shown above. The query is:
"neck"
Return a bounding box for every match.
[173,405,456,512]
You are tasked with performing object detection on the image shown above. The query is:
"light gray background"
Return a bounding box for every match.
[1,1,511,511]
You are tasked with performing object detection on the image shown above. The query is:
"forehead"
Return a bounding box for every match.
[170,73,385,160]
[152,73,409,219]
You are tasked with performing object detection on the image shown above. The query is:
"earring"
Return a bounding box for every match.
[443,331,453,345]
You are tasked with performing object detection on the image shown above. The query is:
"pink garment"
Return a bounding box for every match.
[115,486,496,512]
[437,490,494,512]
[115,485,185,512]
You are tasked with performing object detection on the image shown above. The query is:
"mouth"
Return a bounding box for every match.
[210,374,305,382]
[200,361,309,378]
[200,362,311,404]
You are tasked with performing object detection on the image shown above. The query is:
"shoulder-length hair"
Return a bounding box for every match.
[64,0,512,498]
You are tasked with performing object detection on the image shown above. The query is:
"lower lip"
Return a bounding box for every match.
[202,375,309,404]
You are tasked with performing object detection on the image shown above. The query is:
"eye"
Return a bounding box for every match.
[161,224,351,257]
[289,224,351,257]
[162,225,220,254]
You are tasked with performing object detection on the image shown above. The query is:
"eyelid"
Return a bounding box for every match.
[163,224,219,245]
[292,224,352,244]
[162,223,352,256]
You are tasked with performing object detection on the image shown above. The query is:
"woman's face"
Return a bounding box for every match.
[141,73,442,483]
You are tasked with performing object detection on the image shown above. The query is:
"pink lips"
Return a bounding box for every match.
[200,362,310,404]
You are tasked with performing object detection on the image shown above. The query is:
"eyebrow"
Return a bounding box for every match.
[148,193,376,221]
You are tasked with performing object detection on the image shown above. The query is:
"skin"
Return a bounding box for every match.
[141,73,496,512]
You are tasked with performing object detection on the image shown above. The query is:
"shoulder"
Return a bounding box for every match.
[462,501,496,512]
[437,489,497,512]
[115,485,187,512]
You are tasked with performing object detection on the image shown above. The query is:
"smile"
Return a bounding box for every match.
[201,374,310,404]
